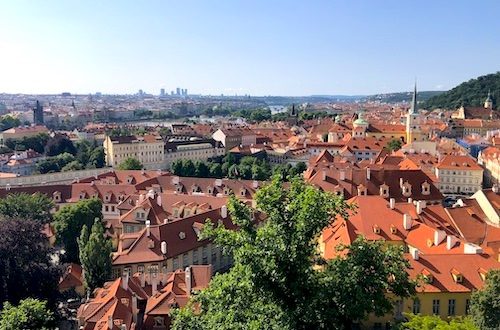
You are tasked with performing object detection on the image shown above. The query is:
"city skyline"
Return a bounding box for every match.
[1,0,499,96]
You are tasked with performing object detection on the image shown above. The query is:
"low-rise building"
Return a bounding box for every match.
[103,135,165,170]
[0,125,48,143]
[478,146,500,187]
[435,155,483,195]
[163,137,224,169]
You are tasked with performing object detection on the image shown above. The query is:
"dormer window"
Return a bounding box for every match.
[421,181,430,196]
[402,182,412,197]
[79,192,86,200]
[207,186,213,194]
[422,269,433,283]
[53,191,61,202]
[240,188,246,197]
[390,225,397,234]
[104,193,111,202]
[192,185,199,193]
[451,268,463,283]
[478,268,487,281]
[176,184,183,193]
[223,187,231,196]
[357,184,367,196]
[380,184,389,198]
[173,208,179,218]
[154,317,165,327]
[373,225,381,234]
[126,176,134,184]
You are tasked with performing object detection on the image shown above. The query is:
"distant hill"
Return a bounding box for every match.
[362,91,444,104]
[422,72,500,109]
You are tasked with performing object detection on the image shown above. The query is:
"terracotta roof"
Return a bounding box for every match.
[436,155,482,170]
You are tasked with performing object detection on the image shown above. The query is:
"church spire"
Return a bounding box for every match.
[409,80,417,114]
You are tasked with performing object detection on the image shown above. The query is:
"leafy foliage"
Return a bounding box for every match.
[0,193,54,224]
[117,157,143,170]
[0,298,55,330]
[4,133,49,153]
[171,177,415,329]
[398,314,477,330]
[0,219,60,309]
[53,198,103,263]
[423,71,500,109]
[387,139,403,151]
[78,219,112,293]
[0,116,21,132]
[44,134,77,156]
[469,269,500,330]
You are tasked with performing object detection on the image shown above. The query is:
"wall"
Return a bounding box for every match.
[0,168,109,187]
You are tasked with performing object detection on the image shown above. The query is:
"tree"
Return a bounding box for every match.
[117,157,143,170]
[209,163,222,178]
[171,160,184,176]
[0,219,60,308]
[0,193,54,224]
[172,177,415,329]
[470,269,500,330]
[181,159,196,177]
[387,139,403,152]
[53,198,103,263]
[195,161,210,178]
[293,162,307,176]
[88,146,105,168]
[0,116,21,131]
[45,134,77,156]
[78,219,112,293]
[0,298,55,330]
[399,314,477,330]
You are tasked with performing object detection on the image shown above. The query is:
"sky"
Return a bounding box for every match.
[0,0,499,96]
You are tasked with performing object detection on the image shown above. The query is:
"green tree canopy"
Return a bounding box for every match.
[399,314,477,330]
[53,198,103,263]
[0,192,54,224]
[470,269,500,330]
[0,298,55,330]
[172,177,415,329]
[0,219,60,308]
[78,219,112,293]
[117,157,143,170]
[387,138,403,152]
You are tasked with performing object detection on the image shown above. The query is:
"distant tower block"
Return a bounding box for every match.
[33,100,44,125]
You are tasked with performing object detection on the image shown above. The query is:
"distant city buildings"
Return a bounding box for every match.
[33,100,44,125]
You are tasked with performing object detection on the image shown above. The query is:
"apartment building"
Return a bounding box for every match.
[478,146,500,187]
[163,137,224,169]
[435,155,483,195]
[212,127,257,151]
[103,135,165,170]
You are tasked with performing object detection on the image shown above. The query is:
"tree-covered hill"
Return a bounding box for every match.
[422,72,500,109]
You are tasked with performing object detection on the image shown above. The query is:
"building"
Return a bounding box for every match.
[103,135,165,169]
[478,146,500,187]
[33,100,44,125]
[163,137,224,169]
[77,265,212,330]
[212,127,257,151]
[406,83,426,142]
[435,155,483,195]
[0,125,48,143]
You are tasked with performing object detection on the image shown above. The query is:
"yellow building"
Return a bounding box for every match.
[103,134,164,170]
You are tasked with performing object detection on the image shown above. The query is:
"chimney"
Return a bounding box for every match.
[389,198,395,210]
[161,241,167,255]
[152,278,158,295]
[132,294,138,324]
[434,230,446,246]
[339,170,345,181]
[493,184,499,193]
[121,273,129,291]
[399,178,404,188]
[163,218,168,224]
[366,167,371,180]
[156,194,162,207]
[446,235,458,250]
[146,220,151,237]
[121,325,127,330]
[185,266,192,294]
[221,205,227,218]
[407,197,412,204]
[410,247,419,260]
[416,200,426,214]
[108,315,113,330]
[403,214,413,230]
[172,176,180,185]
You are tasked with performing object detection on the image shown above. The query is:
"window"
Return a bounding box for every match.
[202,246,208,264]
[154,317,165,326]
[193,249,199,264]
[211,248,217,264]
[149,264,159,277]
[465,299,470,315]
[432,299,440,315]
[412,298,421,314]
[448,299,456,316]
[173,257,179,270]
[182,253,189,268]
[111,268,121,279]
[123,267,131,276]
[138,265,144,274]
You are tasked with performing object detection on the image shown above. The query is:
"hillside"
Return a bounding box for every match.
[363,91,444,103]
[422,72,500,109]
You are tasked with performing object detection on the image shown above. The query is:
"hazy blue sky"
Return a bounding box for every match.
[0,0,499,95]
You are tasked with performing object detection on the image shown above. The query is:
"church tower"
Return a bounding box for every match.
[406,82,424,142]
[484,90,493,110]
